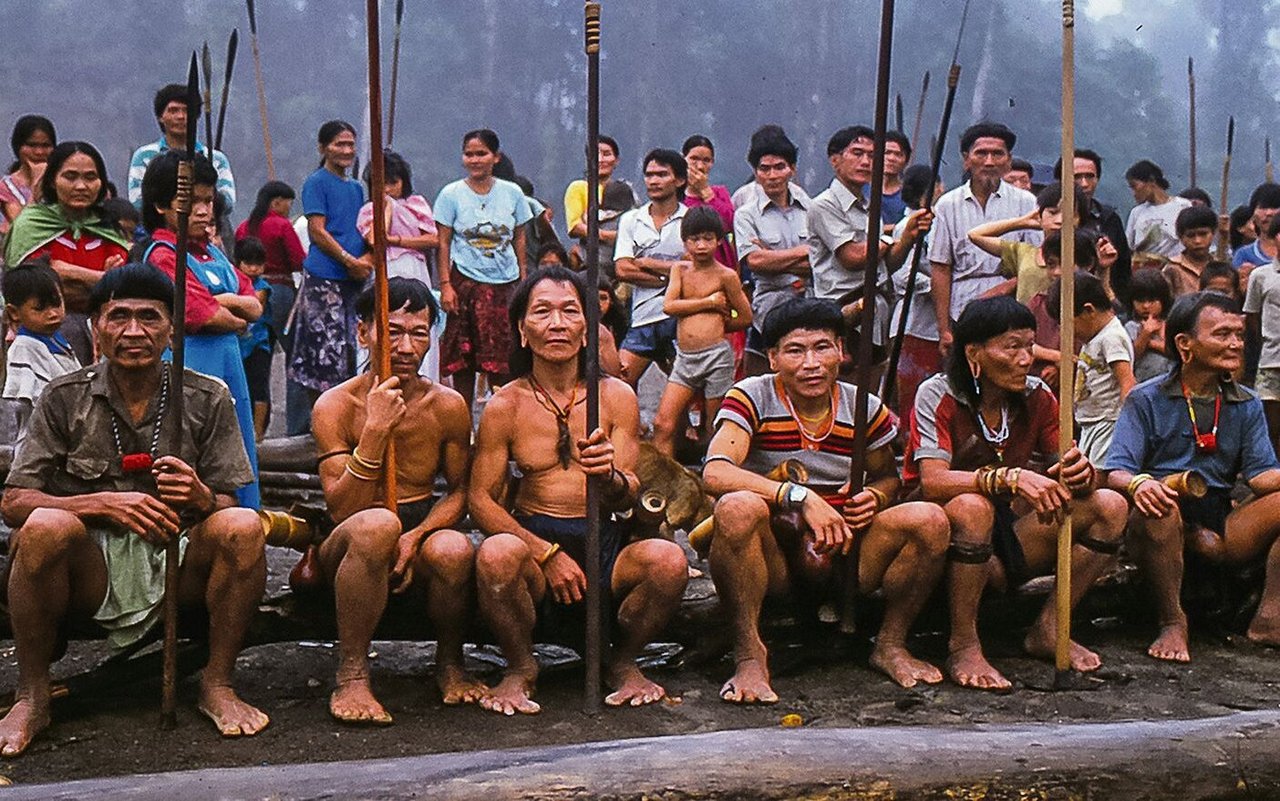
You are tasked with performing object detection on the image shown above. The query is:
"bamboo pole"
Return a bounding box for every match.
[1188,57,1197,189]
[246,0,277,180]
[1267,137,1273,184]
[387,0,405,145]
[1218,117,1234,260]
[1055,0,1077,681]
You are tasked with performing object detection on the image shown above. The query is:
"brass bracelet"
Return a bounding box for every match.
[1007,467,1022,495]
[345,461,378,482]
[1127,473,1154,499]
[775,481,792,509]
[536,542,562,567]
[867,486,890,511]
[352,445,383,470]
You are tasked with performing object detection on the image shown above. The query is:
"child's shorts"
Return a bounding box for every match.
[244,348,272,405]
[668,340,735,398]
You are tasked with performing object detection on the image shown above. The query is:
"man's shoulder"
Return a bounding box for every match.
[42,364,98,394]
[181,367,232,399]
[129,141,161,164]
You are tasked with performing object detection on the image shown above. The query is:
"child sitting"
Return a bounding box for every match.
[3,262,81,432]
[236,236,273,440]
[651,206,752,456]
[1163,205,1217,298]
[1125,268,1175,383]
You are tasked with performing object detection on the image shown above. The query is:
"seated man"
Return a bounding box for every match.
[469,266,688,714]
[1107,291,1280,661]
[311,277,482,724]
[0,264,267,756]
[703,297,950,703]
[907,296,1129,690]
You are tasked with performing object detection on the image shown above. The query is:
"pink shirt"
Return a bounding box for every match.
[357,194,437,265]
[683,184,737,272]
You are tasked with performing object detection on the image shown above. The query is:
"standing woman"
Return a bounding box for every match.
[1,115,56,237]
[1125,160,1192,265]
[288,120,372,435]
[681,135,737,273]
[236,180,305,359]
[357,150,442,380]
[435,128,532,413]
[141,150,263,509]
[4,141,128,364]
[564,135,635,275]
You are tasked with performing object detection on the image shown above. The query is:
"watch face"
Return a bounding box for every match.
[788,485,807,505]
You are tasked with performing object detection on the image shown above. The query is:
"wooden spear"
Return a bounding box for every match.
[387,0,405,146]
[895,93,904,134]
[246,0,277,180]
[215,29,239,154]
[201,42,215,160]
[909,70,930,166]
[1267,136,1273,184]
[840,0,896,634]
[1188,57,1197,189]
[582,0,604,714]
[1218,116,1234,260]
[1054,0,1078,686]
[162,53,202,728]
[366,0,397,512]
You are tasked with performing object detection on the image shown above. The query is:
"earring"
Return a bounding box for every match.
[969,361,982,396]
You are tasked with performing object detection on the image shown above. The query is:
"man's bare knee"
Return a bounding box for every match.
[944,494,995,542]
[475,533,530,586]
[421,529,475,580]
[712,492,770,547]
[624,539,688,595]
[13,509,88,570]
[1130,506,1184,547]
[202,507,266,567]
[340,508,401,566]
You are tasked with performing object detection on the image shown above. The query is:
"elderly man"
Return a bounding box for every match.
[0,264,267,756]
[1107,291,1280,661]
[703,297,950,704]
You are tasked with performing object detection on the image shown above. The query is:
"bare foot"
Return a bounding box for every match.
[329,678,393,725]
[1245,614,1280,648]
[1147,622,1191,663]
[0,697,50,758]
[719,657,778,704]
[869,643,943,688]
[1024,629,1103,672]
[946,645,1011,690]
[479,673,540,716]
[437,664,487,706]
[198,683,270,737]
[605,663,668,707]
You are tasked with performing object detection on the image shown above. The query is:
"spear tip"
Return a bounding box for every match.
[246,0,258,35]
[396,0,405,24]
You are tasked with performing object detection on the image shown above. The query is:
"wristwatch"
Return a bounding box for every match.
[785,483,809,510]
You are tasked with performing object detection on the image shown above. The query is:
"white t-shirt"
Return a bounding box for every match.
[1126,196,1192,259]
[1074,316,1134,424]
[1243,261,1280,369]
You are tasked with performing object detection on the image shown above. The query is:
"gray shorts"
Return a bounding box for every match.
[1078,419,1116,466]
[669,340,735,398]
[1256,367,1280,402]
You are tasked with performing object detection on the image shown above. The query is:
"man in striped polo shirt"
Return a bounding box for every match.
[702,297,950,704]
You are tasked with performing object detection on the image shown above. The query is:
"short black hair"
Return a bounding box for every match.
[827,126,875,157]
[535,242,571,267]
[1035,181,1088,214]
[140,150,219,232]
[598,135,620,159]
[1128,268,1173,314]
[1045,271,1110,319]
[362,149,414,196]
[236,235,267,265]
[885,129,911,162]
[681,134,714,157]
[947,296,1037,405]
[508,266,591,378]
[3,262,63,309]
[1178,186,1212,207]
[153,83,200,121]
[762,297,844,349]
[747,125,797,167]
[1124,159,1169,190]
[102,196,140,227]
[1042,230,1098,269]
[10,115,56,159]
[1009,157,1033,177]
[89,263,175,318]
[1268,212,1280,240]
[680,205,725,241]
[642,148,688,197]
[959,122,1016,154]
[900,164,935,208]
[1248,182,1280,213]
[1052,148,1103,180]
[1175,204,1218,237]
[462,128,500,153]
[40,141,111,211]
[355,276,439,327]
[1198,261,1239,294]
[1166,291,1242,372]
[1230,204,1255,250]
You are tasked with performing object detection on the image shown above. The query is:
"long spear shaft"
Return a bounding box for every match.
[840,0,895,634]
[215,29,239,153]
[366,0,397,512]
[1188,57,1197,189]
[1055,0,1078,683]
[162,53,201,728]
[246,0,277,180]
[895,93,904,134]
[909,70,930,166]
[880,0,972,407]
[201,42,215,159]
[582,0,603,714]
[1267,136,1274,184]
[1218,117,1234,259]
[387,0,405,146]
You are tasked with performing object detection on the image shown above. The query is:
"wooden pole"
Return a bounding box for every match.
[840,0,895,634]
[215,29,239,153]
[1055,0,1077,681]
[909,70,930,166]
[1218,117,1234,260]
[1267,136,1273,184]
[246,0,277,180]
[387,0,405,145]
[366,0,397,512]
[582,0,604,714]
[895,93,904,134]
[1188,57,1197,189]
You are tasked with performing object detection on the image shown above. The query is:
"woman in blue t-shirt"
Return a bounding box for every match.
[286,120,373,435]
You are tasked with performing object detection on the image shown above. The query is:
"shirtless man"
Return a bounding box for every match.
[469,266,688,714]
[311,277,483,724]
[0,264,268,755]
[703,297,950,703]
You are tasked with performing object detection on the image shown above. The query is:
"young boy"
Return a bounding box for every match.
[1048,270,1135,465]
[1243,214,1280,456]
[1163,205,1217,299]
[2,263,81,432]
[1126,268,1174,383]
[1026,230,1097,393]
[651,206,752,456]
[236,236,273,439]
[1199,261,1241,300]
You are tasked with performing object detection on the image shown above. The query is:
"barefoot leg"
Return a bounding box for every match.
[419,530,486,704]
[942,496,1010,690]
[475,534,544,716]
[605,539,688,707]
[1218,493,1280,646]
[1129,507,1191,662]
[1247,535,1280,646]
[650,383,696,458]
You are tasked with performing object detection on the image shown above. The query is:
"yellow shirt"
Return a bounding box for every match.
[563,179,605,235]
[1000,240,1051,303]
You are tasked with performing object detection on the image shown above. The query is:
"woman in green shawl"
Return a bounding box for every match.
[4,141,129,363]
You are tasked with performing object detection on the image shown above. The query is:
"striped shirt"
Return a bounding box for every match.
[127,137,235,213]
[714,374,898,505]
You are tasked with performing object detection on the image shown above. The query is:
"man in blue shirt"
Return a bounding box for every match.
[1107,291,1280,662]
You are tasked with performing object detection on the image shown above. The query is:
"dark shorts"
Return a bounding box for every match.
[991,498,1032,587]
[441,272,516,377]
[243,348,272,405]
[398,496,437,533]
[517,513,624,649]
[619,317,678,365]
[1180,488,1233,536]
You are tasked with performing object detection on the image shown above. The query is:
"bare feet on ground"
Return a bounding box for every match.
[1024,628,1103,672]
[1245,616,1280,648]
[0,697,50,758]
[947,645,1012,690]
[719,657,778,704]
[329,678,393,725]
[605,663,668,707]
[437,664,487,706]
[1147,622,1191,662]
[479,673,540,716]
[869,643,943,689]
[198,683,271,737]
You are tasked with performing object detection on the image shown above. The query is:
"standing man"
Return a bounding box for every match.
[128,84,235,217]
[930,123,1038,356]
[1054,148,1132,300]
[734,127,812,377]
[613,149,689,386]
[880,130,911,226]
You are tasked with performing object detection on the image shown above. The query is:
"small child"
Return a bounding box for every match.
[1125,268,1174,383]
[1048,271,1135,465]
[1199,260,1241,300]
[968,182,1089,304]
[1163,205,1217,298]
[102,197,142,245]
[1026,230,1097,392]
[1243,213,1280,456]
[651,206,752,456]
[2,263,82,432]
[236,236,272,440]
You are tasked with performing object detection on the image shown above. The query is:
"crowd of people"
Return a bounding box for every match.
[0,83,1277,756]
